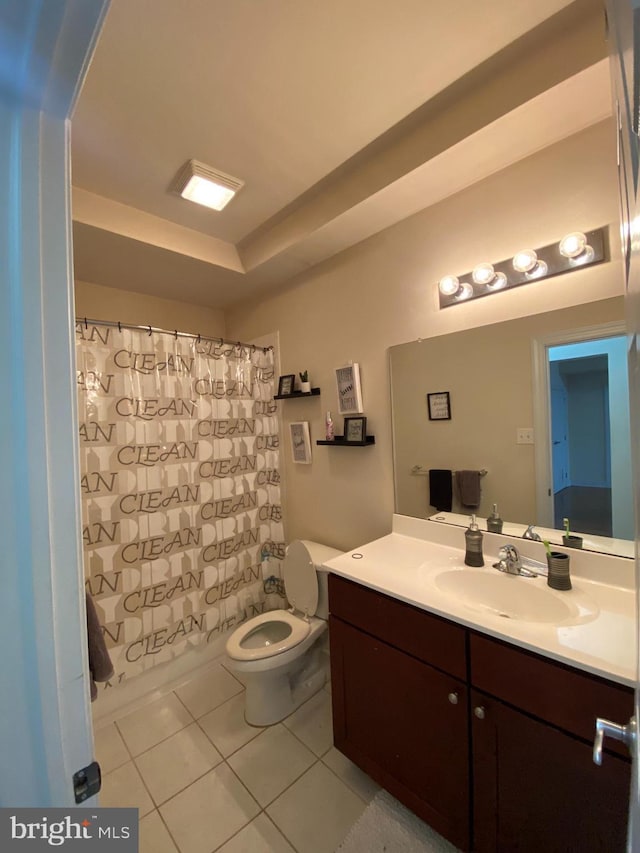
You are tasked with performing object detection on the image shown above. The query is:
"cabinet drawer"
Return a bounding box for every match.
[329,574,466,679]
[470,632,634,755]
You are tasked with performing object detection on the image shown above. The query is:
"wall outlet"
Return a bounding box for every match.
[517,428,534,445]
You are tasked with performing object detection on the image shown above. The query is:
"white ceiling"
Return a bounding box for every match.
[71,0,612,309]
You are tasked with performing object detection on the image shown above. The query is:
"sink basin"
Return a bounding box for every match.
[434,569,599,625]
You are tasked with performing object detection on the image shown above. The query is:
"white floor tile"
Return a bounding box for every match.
[198,693,264,757]
[215,813,295,853]
[322,747,380,803]
[135,723,223,805]
[282,689,333,756]
[116,693,193,756]
[94,722,130,774]
[100,761,154,817]
[175,663,243,719]
[160,764,260,853]
[139,811,179,853]
[227,724,316,807]
[267,762,366,853]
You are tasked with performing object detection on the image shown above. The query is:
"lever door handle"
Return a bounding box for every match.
[593,716,636,765]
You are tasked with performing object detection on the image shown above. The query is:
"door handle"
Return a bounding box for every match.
[593,716,636,765]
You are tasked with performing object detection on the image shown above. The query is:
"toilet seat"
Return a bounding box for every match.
[225,610,310,662]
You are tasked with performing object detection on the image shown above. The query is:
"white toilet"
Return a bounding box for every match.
[225,539,342,726]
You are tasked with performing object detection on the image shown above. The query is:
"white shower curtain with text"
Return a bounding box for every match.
[76,322,283,688]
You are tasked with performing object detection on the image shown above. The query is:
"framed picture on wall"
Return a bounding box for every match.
[335,363,363,415]
[290,421,312,464]
[427,391,451,421]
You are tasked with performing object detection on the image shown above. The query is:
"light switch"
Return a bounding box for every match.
[517,428,534,444]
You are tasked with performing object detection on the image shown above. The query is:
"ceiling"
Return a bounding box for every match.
[71,0,612,309]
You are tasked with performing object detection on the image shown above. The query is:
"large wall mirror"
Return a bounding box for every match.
[389,296,633,558]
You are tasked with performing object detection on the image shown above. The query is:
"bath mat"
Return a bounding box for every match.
[335,789,460,853]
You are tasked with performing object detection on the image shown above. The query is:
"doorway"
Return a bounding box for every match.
[549,349,612,535]
[534,329,633,541]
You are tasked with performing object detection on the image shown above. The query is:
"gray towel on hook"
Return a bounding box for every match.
[86,592,114,701]
[455,470,481,508]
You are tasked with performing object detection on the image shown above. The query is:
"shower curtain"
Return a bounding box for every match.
[76,322,283,685]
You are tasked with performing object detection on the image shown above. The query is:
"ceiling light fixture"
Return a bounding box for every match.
[171,159,244,211]
[438,227,606,309]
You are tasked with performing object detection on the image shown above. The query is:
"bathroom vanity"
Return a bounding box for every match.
[325,517,636,852]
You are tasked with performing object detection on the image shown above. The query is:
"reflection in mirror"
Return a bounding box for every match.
[389,297,633,558]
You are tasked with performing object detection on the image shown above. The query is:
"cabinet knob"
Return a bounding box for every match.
[448,692,458,705]
[593,716,636,765]
[474,706,485,720]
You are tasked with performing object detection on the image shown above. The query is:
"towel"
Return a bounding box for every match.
[86,592,114,701]
[455,470,481,508]
[428,469,453,512]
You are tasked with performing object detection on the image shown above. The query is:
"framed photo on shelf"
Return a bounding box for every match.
[335,363,363,415]
[427,391,451,421]
[289,421,312,464]
[344,416,367,442]
[278,374,295,396]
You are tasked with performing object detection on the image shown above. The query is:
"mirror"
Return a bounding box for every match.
[389,296,633,558]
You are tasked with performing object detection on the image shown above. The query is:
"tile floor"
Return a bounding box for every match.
[94,659,380,853]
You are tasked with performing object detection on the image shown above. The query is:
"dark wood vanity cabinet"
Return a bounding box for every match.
[329,574,633,852]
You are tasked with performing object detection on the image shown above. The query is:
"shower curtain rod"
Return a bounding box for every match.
[78,317,273,352]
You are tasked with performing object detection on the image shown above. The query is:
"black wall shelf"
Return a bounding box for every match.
[317,436,375,446]
[274,388,321,400]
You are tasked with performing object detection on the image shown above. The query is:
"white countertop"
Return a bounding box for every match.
[323,519,637,687]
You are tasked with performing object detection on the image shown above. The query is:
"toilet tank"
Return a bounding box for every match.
[298,540,343,619]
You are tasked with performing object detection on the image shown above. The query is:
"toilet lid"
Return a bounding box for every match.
[283,540,318,616]
[225,610,310,661]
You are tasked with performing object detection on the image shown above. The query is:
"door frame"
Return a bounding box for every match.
[531,320,626,530]
[0,0,109,806]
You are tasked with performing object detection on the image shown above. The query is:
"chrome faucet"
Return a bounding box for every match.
[493,544,537,577]
[522,524,542,541]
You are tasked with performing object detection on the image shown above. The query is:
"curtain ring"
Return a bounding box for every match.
[117,321,122,333]
[84,317,88,329]
[148,325,152,336]
[197,333,201,344]
[174,329,178,339]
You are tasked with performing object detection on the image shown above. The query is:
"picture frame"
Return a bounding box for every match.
[289,421,312,464]
[335,363,363,415]
[427,391,451,421]
[344,416,367,443]
[278,374,295,396]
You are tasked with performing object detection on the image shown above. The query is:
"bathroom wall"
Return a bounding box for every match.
[75,279,226,337]
[224,120,624,551]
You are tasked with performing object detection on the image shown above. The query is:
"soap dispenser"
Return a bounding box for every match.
[464,515,484,567]
[487,503,503,534]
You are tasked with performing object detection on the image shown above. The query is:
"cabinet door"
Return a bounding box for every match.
[471,689,631,852]
[330,615,470,850]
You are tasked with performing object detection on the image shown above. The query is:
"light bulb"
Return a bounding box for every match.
[526,259,548,279]
[569,245,595,266]
[455,282,474,301]
[472,263,495,285]
[513,249,538,273]
[438,275,460,296]
[486,272,507,290]
[559,232,587,259]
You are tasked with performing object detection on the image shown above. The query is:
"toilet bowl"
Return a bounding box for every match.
[225,539,342,726]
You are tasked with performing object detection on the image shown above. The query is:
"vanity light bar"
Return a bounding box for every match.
[438,228,606,309]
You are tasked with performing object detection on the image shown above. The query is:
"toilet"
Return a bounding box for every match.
[225,539,342,726]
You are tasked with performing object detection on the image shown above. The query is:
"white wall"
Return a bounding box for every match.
[225,120,625,551]
[74,279,226,337]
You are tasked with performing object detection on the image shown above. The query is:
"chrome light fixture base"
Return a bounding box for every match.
[438,227,606,309]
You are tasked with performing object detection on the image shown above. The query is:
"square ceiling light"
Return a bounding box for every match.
[172,159,244,211]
